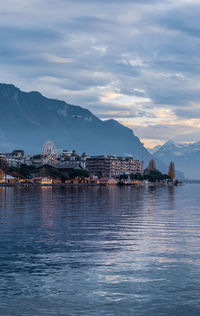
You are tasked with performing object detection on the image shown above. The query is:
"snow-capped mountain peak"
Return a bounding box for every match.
[153,140,200,179]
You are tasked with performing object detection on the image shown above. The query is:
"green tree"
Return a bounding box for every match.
[19,164,31,177]
[69,169,89,179]
[130,173,143,180]
[145,170,169,182]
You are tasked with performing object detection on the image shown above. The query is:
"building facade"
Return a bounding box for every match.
[1,150,25,167]
[59,150,88,169]
[86,156,143,178]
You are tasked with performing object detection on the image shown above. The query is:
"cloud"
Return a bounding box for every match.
[0,0,200,147]
[44,53,73,64]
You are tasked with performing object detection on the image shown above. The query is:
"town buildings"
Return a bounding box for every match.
[60,150,88,169]
[0,150,25,167]
[0,142,144,178]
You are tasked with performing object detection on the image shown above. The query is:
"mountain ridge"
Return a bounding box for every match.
[153,140,200,179]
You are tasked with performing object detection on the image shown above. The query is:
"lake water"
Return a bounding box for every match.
[0,184,200,315]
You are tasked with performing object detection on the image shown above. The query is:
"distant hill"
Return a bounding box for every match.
[0,83,184,178]
[153,140,200,179]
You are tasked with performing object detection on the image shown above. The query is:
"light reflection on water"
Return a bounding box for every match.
[0,184,200,315]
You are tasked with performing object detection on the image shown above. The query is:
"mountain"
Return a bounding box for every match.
[0,83,184,178]
[147,145,162,154]
[153,140,200,179]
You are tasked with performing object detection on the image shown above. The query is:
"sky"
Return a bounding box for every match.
[0,0,200,148]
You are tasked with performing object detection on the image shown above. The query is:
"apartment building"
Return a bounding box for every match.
[86,156,143,178]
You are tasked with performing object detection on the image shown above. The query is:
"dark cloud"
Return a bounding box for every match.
[158,3,200,38]
[175,108,200,119]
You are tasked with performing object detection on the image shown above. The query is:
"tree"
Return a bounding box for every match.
[19,164,31,177]
[69,169,89,179]
[0,168,5,179]
[0,159,9,176]
[148,159,156,171]
[130,173,143,180]
[144,170,170,182]
[168,161,175,180]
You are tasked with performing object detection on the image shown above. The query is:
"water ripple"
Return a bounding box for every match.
[0,185,200,315]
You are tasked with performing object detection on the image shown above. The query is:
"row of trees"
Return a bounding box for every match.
[120,170,170,182]
[148,159,175,180]
[0,160,90,181]
[120,159,175,182]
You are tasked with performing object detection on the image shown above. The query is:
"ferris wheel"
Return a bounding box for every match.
[42,141,57,157]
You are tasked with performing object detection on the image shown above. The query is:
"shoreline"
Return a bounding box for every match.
[0,182,176,188]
